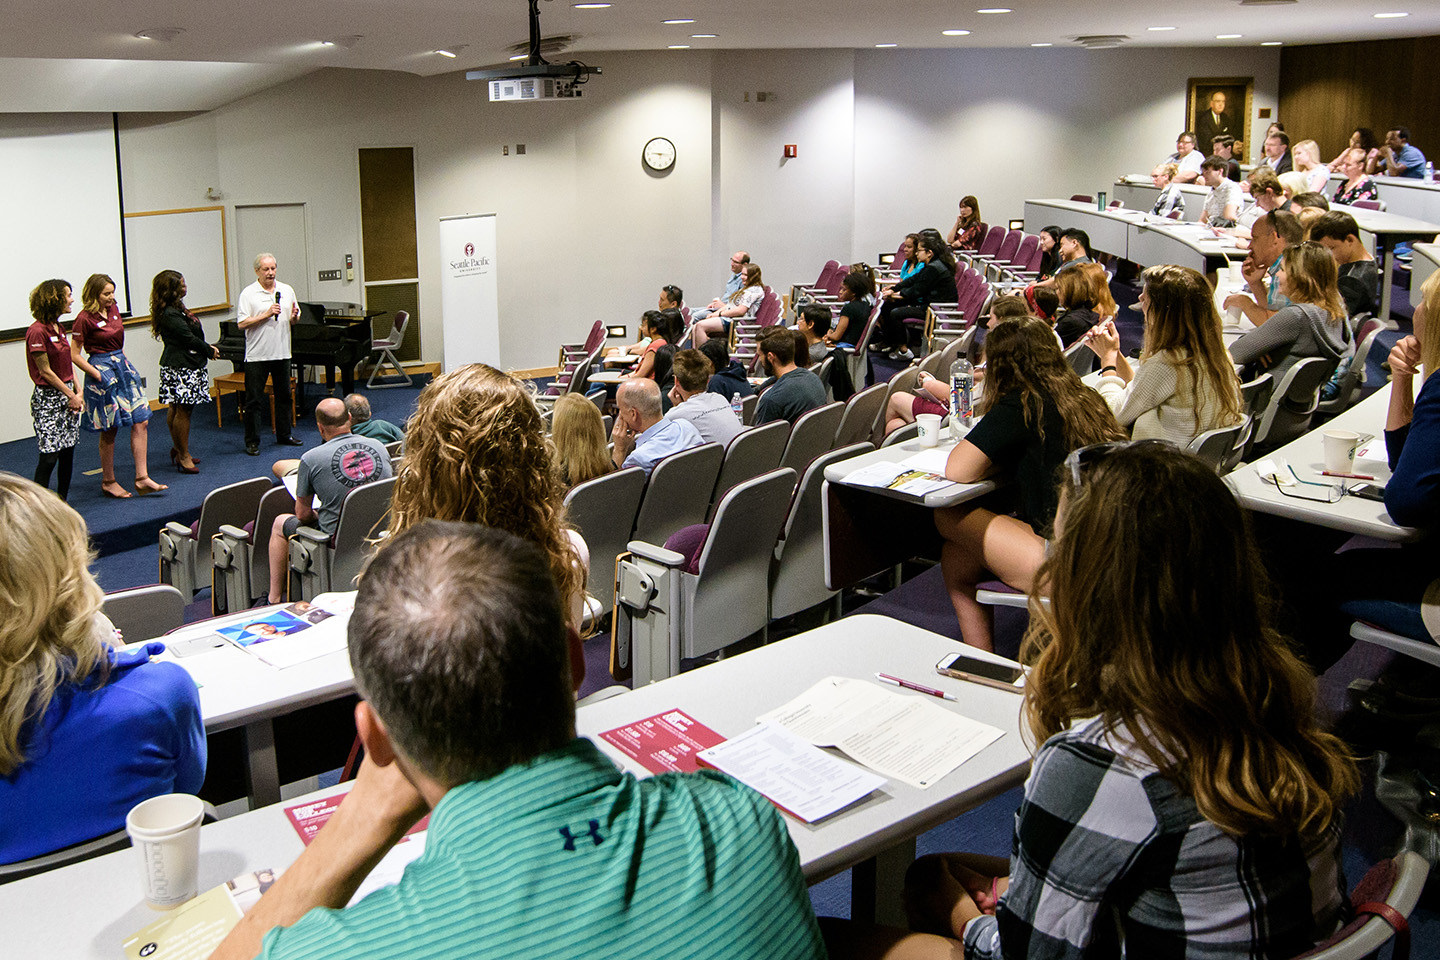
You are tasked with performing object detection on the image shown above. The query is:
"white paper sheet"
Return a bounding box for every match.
[758,676,1005,789]
[901,447,955,475]
[841,462,955,497]
[697,722,886,823]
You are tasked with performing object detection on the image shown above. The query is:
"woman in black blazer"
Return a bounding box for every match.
[876,235,956,360]
[150,270,218,474]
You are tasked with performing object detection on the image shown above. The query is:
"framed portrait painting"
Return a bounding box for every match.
[1187,77,1254,158]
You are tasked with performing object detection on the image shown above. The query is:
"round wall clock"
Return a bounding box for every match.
[643,137,676,172]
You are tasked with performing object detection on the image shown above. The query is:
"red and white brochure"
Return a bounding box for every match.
[598,709,726,774]
[285,792,430,846]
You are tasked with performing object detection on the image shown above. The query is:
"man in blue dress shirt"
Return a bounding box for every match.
[611,378,704,476]
[1381,127,1428,179]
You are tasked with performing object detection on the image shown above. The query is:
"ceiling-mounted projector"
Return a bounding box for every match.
[466,0,600,101]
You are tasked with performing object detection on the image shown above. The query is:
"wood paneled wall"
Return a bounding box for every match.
[1279,36,1440,162]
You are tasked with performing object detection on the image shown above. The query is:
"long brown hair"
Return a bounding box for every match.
[979,317,1125,448]
[728,262,763,302]
[80,274,115,315]
[1281,241,1347,326]
[551,394,613,488]
[1020,443,1357,839]
[1056,263,1117,315]
[384,364,584,618]
[958,195,981,227]
[148,270,187,338]
[1140,264,1243,426]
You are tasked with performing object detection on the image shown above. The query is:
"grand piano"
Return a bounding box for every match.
[216,302,377,413]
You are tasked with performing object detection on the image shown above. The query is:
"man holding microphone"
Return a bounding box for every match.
[237,252,303,455]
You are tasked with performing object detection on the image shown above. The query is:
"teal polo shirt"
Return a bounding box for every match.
[258,739,825,960]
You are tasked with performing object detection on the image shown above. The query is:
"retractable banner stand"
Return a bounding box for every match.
[439,213,500,371]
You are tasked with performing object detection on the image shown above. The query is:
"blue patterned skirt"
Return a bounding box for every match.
[82,350,152,432]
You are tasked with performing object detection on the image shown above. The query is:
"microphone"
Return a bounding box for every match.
[274,291,282,321]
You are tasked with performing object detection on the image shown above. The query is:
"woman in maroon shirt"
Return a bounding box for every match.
[71,274,167,498]
[24,279,83,501]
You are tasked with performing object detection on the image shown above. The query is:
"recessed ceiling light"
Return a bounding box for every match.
[976,8,1012,13]
[1031,42,1052,47]
[572,2,611,7]
[1374,12,1409,18]
[135,27,184,41]
[1147,26,1176,32]
[691,34,717,38]
[319,40,335,47]
[1261,40,1283,46]
[1216,34,1242,39]
[668,45,690,49]
[435,49,458,58]
[662,19,696,24]
[875,43,897,48]
[942,29,971,36]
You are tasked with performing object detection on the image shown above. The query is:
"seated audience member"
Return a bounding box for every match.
[605,309,663,365]
[827,272,878,348]
[699,339,755,402]
[1380,126,1428,179]
[797,303,831,364]
[790,329,813,369]
[1034,228,1092,289]
[658,283,684,313]
[826,444,1357,960]
[211,521,826,960]
[946,196,983,251]
[1149,163,1185,218]
[1023,284,1059,324]
[1289,191,1330,215]
[1278,169,1312,204]
[1033,226,1063,280]
[620,309,678,382]
[1086,265,1243,444]
[343,393,403,444]
[385,363,588,629]
[266,398,393,603]
[1332,146,1380,206]
[1229,241,1352,382]
[1211,134,1243,181]
[1166,131,1204,183]
[1053,263,1116,348]
[1292,139,1331,194]
[877,236,957,360]
[1309,210,1379,317]
[754,326,827,426]
[1198,155,1242,227]
[692,262,765,347]
[1233,166,1286,237]
[666,348,742,447]
[1296,204,1327,238]
[0,474,205,865]
[1261,129,1294,174]
[1224,209,1303,326]
[611,378,703,476]
[933,317,1124,651]
[550,393,614,489]
[689,250,748,323]
[647,309,687,406]
[1327,127,1382,174]
[894,233,922,281]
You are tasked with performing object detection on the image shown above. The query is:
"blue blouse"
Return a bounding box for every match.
[0,641,206,864]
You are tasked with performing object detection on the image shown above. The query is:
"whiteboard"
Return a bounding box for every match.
[124,207,230,315]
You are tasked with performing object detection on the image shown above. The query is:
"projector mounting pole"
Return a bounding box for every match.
[526,0,546,66]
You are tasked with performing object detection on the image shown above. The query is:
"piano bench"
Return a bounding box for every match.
[212,372,299,430]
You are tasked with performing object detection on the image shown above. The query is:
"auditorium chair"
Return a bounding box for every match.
[212,484,297,614]
[778,401,844,477]
[613,468,795,683]
[707,420,789,520]
[159,476,272,597]
[287,476,395,601]
[1249,357,1339,456]
[1317,316,1383,415]
[101,584,185,643]
[769,443,872,623]
[630,442,725,547]
[833,382,887,448]
[563,466,647,614]
[1186,418,1249,474]
[1291,849,1427,960]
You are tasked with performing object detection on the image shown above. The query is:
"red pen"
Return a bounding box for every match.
[875,672,958,702]
[1322,471,1375,480]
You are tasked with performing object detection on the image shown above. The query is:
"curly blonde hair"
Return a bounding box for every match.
[385,364,584,617]
[0,474,108,775]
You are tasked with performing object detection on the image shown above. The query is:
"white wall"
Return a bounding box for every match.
[0,46,1282,442]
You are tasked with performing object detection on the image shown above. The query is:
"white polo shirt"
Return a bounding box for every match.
[237,279,298,362]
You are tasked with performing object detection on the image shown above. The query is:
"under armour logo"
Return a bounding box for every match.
[558,819,605,851]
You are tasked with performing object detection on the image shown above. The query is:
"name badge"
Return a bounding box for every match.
[49,336,60,343]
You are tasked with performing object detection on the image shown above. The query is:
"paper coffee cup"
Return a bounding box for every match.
[1322,430,1360,475]
[915,414,942,447]
[126,794,205,909]
[1225,304,1244,326]
[1227,262,1244,285]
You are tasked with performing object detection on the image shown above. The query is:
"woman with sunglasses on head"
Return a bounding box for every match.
[934,316,1124,652]
[827,443,1358,960]
[1228,240,1351,383]
[1085,264,1242,445]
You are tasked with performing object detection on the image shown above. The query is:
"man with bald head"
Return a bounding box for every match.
[611,378,703,477]
[266,397,393,602]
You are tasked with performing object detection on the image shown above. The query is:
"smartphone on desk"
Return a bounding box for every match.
[1347,482,1387,503]
[936,652,1025,693]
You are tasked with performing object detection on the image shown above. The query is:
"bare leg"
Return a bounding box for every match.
[885,392,919,436]
[99,427,130,498]
[691,316,726,348]
[935,506,1046,651]
[817,919,963,960]
[170,406,196,469]
[268,514,293,603]
[904,853,1012,937]
[271,459,301,481]
[131,420,167,492]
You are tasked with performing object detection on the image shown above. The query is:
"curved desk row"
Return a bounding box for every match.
[1022,198,1247,274]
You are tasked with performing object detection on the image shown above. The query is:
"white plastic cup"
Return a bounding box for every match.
[1227,262,1244,285]
[126,794,205,909]
[1322,430,1360,475]
[1225,303,1244,326]
[915,414,942,447]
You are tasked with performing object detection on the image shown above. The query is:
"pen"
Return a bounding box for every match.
[875,672,957,702]
[1322,471,1375,480]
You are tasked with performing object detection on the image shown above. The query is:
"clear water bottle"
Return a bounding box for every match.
[949,355,974,437]
[731,391,744,422]
[1427,161,1436,182]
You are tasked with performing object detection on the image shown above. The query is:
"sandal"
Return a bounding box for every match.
[101,480,132,499]
[134,476,169,494]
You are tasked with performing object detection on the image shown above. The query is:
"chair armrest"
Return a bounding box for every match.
[164,521,195,539]
[294,526,332,544]
[626,541,687,567]
[217,524,252,543]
